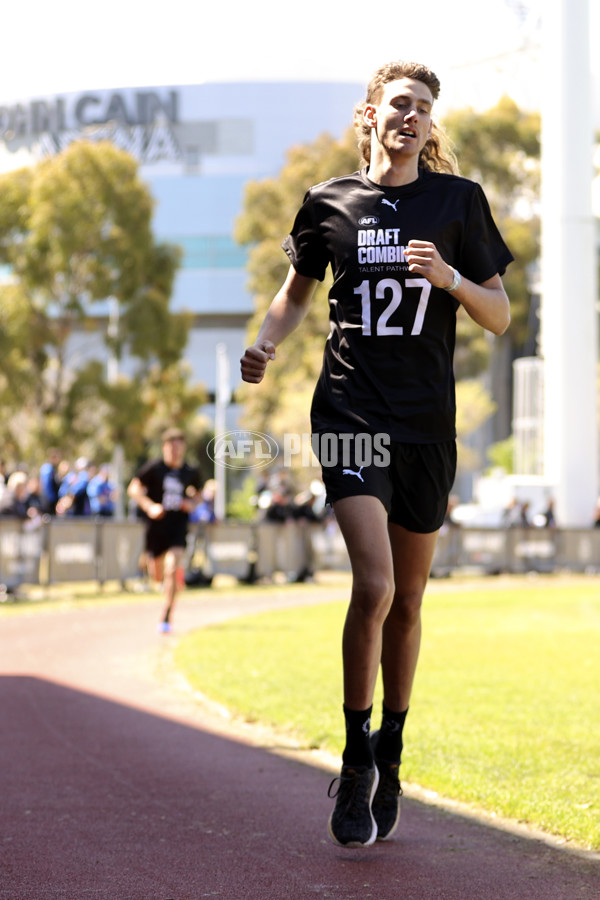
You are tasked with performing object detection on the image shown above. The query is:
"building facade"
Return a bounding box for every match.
[0,82,363,401]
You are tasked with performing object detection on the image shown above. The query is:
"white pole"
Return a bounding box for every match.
[107,296,125,520]
[540,0,598,526]
[214,342,231,520]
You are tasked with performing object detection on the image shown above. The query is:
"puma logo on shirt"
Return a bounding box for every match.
[342,466,365,482]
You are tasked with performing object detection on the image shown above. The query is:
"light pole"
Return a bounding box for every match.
[214,342,231,521]
[540,0,598,525]
[107,296,125,520]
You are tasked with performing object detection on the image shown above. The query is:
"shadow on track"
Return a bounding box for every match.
[1,675,599,900]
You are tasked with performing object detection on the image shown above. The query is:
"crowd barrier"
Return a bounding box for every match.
[197,522,600,580]
[431,524,600,576]
[1,517,600,593]
[0,518,146,592]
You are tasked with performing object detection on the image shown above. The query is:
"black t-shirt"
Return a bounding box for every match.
[282,167,514,443]
[135,459,200,531]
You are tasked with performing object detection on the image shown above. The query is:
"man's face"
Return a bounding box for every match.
[366,77,433,160]
[163,437,186,468]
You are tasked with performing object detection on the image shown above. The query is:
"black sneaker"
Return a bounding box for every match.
[327,764,379,847]
[370,730,403,840]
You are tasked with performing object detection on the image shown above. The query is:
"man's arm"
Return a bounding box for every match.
[240,266,318,384]
[127,477,164,520]
[405,240,511,336]
[448,273,510,335]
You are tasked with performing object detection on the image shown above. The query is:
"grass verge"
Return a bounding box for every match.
[174,576,600,850]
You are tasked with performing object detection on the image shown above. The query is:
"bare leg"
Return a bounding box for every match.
[147,554,164,586]
[333,496,395,710]
[161,547,185,624]
[327,500,438,847]
[381,523,439,712]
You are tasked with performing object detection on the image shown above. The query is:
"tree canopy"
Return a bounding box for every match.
[445,96,541,445]
[444,95,541,356]
[235,130,360,441]
[0,140,206,467]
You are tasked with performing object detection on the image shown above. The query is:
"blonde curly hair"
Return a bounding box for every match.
[354,61,458,175]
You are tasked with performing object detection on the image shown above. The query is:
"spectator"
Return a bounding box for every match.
[39,448,62,515]
[259,471,295,523]
[502,498,521,528]
[291,480,327,582]
[535,498,556,529]
[0,472,42,525]
[292,480,327,524]
[87,465,116,517]
[519,501,531,527]
[25,476,44,515]
[190,479,217,525]
[56,457,91,516]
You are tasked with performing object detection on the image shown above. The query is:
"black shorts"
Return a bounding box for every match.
[145,520,188,558]
[314,432,457,534]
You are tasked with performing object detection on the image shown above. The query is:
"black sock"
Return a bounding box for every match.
[342,704,374,768]
[373,703,408,763]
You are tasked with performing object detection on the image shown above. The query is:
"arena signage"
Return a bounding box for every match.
[0,89,179,140]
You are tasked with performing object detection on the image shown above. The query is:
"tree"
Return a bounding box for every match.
[444,96,541,440]
[0,140,206,466]
[455,380,498,471]
[234,129,360,469]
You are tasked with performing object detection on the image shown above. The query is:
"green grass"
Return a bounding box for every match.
[174,576,600,851]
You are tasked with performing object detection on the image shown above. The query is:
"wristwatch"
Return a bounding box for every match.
[444,268,462,292]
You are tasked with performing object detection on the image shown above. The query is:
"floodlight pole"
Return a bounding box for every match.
[540,0,598,525]
[108,296,125,521]
[214,342,230,521]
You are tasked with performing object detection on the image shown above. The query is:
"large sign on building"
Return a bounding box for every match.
[0,89,182,163]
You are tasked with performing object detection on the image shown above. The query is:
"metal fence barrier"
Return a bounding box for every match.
[432,525,600,576]
[1,518,600,594]
[0,518,145,593]
[170,521,600,581]
[0,519,44,591]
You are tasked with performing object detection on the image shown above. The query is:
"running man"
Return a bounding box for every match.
[241,60,512,847]
[128,427,201,632]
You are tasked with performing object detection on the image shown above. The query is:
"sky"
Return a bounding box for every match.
[0,0,557,115]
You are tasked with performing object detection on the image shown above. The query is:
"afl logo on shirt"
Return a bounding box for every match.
[358,215,380,226]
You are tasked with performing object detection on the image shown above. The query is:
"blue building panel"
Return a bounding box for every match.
[172,268,252,315]
[149,173,251,233]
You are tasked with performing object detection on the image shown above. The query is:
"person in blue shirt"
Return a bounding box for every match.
[87,465,116,517]
[56,457,91,516]
[39,448,62,515]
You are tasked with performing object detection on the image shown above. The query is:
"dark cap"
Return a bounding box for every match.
[161,427,186,443]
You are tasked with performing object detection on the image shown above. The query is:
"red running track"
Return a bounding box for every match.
[1,585,599,900]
